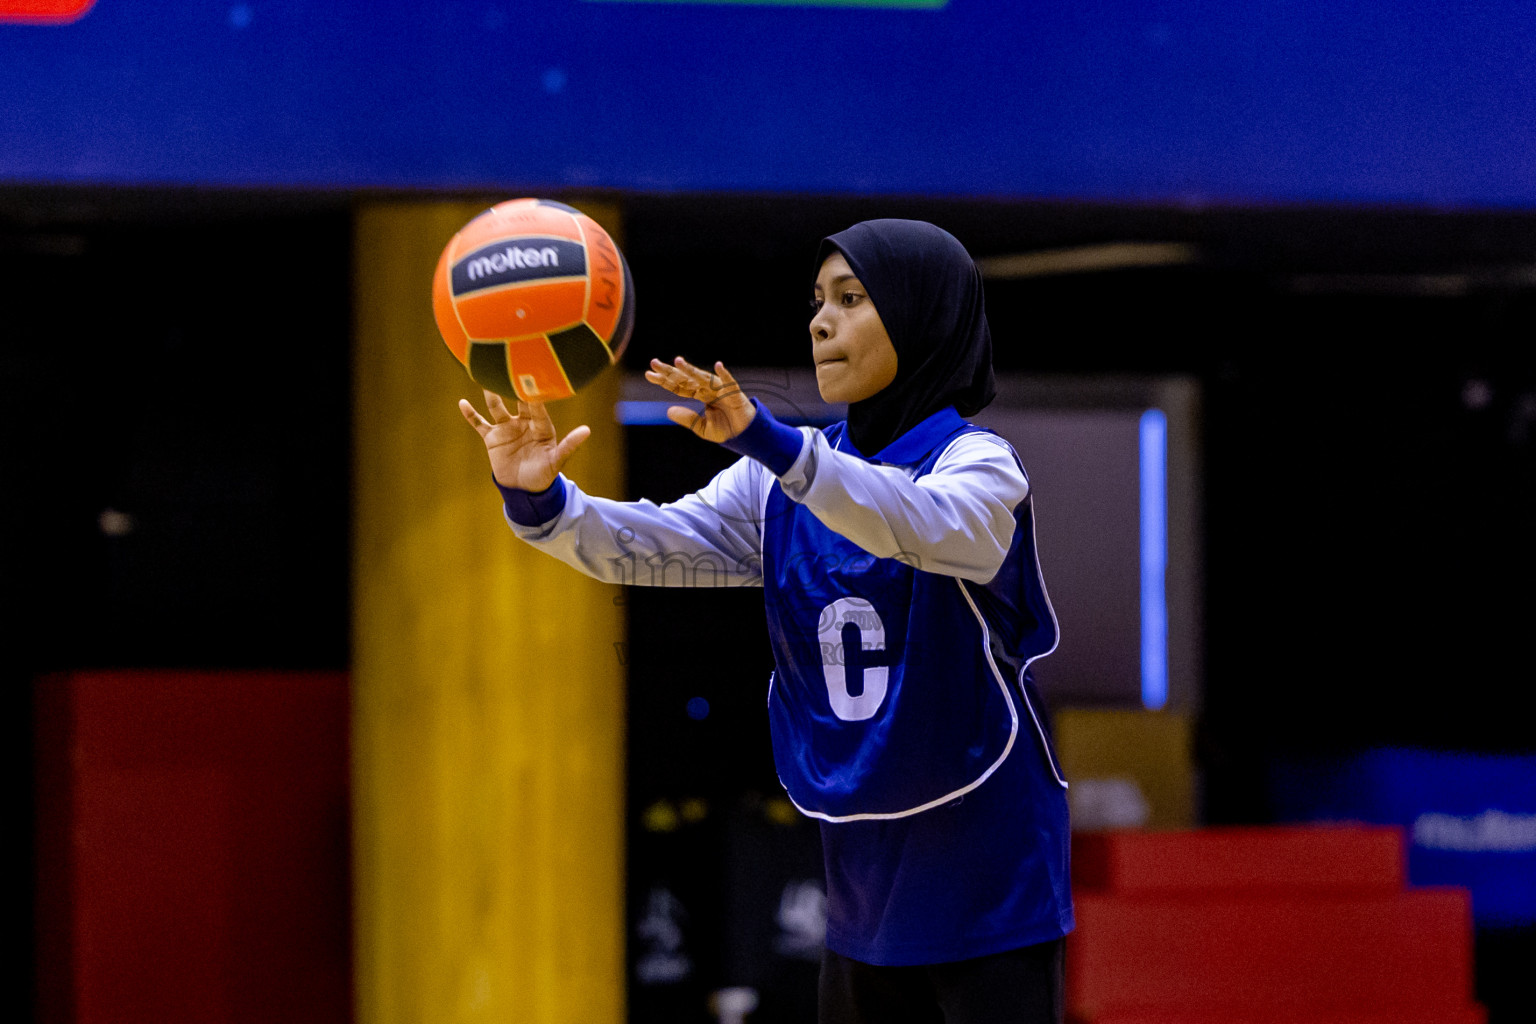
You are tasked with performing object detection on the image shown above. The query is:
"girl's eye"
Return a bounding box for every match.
[809,298,824,313]
[841,291,861,306]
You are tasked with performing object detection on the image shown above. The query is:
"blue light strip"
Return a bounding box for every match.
[614,401,678,426]
[1140,408,1169,710]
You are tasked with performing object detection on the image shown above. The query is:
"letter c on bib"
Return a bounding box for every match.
[818,597,888,722]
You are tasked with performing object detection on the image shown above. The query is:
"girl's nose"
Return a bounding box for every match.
[810,310,832,341]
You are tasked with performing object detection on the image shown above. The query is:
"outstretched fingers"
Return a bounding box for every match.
[553,424,592,467]
[461,390,531,434]
[515,396,554,429]
[459,398,492,436]
[647,356,745,405]
[485,389,526,424]
[664,404,705,434]
[712,362,745,400]
[646,357,696,399]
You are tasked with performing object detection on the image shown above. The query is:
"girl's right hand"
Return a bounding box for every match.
[645,357,756,444]
[459,389,590,492]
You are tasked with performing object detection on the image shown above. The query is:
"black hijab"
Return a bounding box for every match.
[816,219,996,455]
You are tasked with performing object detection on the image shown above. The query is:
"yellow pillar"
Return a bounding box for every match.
[351,199,626,1024]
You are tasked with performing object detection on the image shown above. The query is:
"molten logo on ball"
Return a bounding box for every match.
[453,237,584,294]
[464,245,562,280]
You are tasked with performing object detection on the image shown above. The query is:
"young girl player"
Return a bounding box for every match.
[460,219,1072,1024]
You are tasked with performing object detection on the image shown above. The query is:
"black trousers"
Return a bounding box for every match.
[818,938,1065,1024]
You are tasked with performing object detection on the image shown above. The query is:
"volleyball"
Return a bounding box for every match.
[432,198,635,402]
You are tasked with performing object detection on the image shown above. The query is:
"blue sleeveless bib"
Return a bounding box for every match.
[762,409,1059,821]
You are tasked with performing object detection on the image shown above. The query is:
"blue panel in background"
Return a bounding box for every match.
[3,1,1536,205]
[1138,408,1167,711]
[1270,748,1536,928]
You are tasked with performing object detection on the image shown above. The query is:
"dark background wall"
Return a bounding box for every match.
[7,187,1533,1020]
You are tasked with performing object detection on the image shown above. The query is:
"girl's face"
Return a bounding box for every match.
[810,252,898,405]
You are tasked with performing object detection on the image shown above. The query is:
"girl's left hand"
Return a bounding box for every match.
[645,357,756,443]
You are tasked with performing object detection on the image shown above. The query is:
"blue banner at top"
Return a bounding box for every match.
[1270,748,1536,928]
[3,1,1536,207]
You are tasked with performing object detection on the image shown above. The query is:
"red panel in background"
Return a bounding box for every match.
[1067,826,1485,1024]
[1071,825,1407,896]
[1083,1010,1487,1024]
[0,0,95,23]
[34,670,351,1024]
[1070,889,1476,1017]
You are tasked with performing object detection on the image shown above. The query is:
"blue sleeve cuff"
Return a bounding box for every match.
[721,397,805,477]
[496,475,568,527]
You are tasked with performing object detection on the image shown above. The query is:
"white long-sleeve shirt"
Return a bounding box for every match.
[505,426,1030,586]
